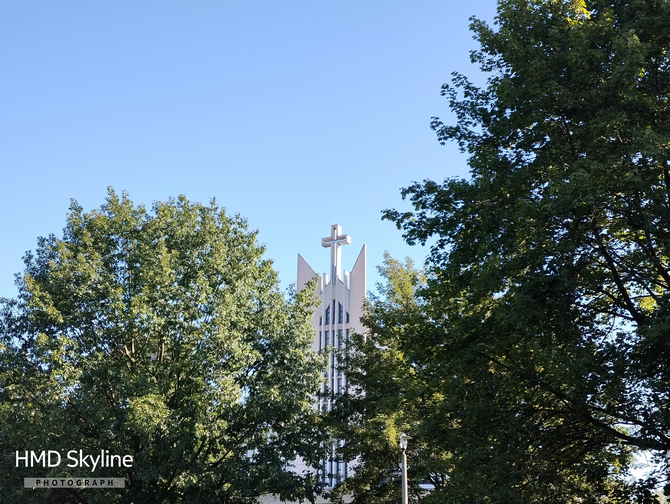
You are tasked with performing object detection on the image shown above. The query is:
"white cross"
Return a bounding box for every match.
[322,224,350,281]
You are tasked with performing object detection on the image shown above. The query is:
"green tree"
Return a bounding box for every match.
[329,253,442,504]
[0,189,326,504]
[380,0,670,502]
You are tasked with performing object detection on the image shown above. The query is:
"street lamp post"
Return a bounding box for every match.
[400,433,411,504]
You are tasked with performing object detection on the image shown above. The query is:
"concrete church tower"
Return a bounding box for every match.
[297,224,366,487]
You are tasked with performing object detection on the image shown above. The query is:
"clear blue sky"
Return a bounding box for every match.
[0,1,498,298]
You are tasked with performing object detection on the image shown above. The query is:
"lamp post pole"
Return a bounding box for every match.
[400,433,411,504]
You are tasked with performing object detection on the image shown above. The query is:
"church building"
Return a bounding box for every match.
[297,224,366,487]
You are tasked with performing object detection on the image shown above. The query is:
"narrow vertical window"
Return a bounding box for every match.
[346,312,350,323]
[319,315,322,326]
[338,302,343,323]
[325,306,330,325]
[325,330,330,346]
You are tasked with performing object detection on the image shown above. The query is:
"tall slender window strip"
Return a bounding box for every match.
[325,307,330,325]
[338,302,343,323]
[325,330,330,346]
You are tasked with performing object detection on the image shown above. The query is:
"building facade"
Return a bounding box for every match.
[297,224,366,487]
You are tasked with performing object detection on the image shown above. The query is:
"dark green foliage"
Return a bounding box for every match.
[363,0,670,502]
[0,189,326,504]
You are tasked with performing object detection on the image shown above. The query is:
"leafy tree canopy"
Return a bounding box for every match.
[328,253,431,504]
[0,189,326,504]
[376,0,670,502]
